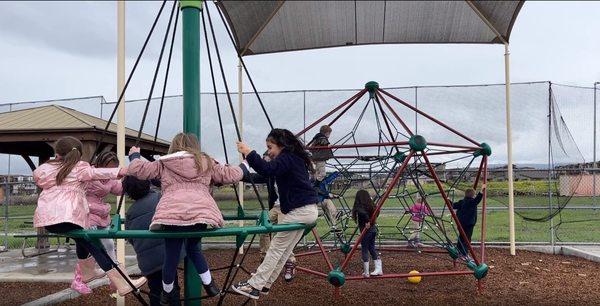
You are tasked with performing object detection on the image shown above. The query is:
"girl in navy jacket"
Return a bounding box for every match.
[232,128,318,300]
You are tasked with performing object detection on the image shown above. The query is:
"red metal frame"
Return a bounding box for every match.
[293,86,488,294]
[378,88,481,147]
[296,88,367,138]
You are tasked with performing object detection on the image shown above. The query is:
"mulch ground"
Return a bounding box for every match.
[2,247,599,305]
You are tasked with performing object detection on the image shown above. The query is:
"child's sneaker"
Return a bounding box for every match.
[261,287,270,296]
[231,281,259,300]
[284,261,296,282]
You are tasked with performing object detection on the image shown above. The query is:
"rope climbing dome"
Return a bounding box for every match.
[293,81,491,293]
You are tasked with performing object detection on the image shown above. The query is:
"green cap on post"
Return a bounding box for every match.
[409,135,427,151]
[180,0,203,10]
[365,81,379,98]
[473,143,492,157]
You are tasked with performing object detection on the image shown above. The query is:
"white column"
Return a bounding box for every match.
[116,2,126,305]
[504,43,516,255]
[238,60,244,254]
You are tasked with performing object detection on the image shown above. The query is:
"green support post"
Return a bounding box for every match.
[181,1,203,305]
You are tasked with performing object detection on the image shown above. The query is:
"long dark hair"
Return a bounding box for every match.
[51,136,83,185]
[93,151,118,168]
[352,189,375,221]
[266,128,314,173]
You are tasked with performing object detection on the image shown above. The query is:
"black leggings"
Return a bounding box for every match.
[45,223,116,271]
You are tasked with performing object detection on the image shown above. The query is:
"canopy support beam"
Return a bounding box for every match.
[466,0,515,255]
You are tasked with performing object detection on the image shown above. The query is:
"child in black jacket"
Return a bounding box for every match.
[124,176,180,306]
[452,186,485,257]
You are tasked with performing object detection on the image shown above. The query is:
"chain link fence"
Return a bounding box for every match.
[1,81,599,250]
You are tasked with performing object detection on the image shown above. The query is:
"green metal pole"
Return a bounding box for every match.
[182,0,202,138]
[181,1,202,305]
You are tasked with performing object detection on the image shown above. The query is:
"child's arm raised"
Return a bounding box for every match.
[126,147,163,180]
[211,161,243,185]
[245,151,290,177]
[76,162,121,182]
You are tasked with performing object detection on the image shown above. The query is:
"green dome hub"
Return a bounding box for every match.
[393,152,406,163]
[340,243,352,254]
[327,270,346,287]
[473,143,492,157]
[472,263,489,280]
[446,246,459,260]
[409,135,427,151]
[365,81,379,98]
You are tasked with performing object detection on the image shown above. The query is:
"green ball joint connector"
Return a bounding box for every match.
[409,135,427,151]
[327,270,346,287]
[340,243,352,254]
[473,143,492,157]
[365,81,379,98]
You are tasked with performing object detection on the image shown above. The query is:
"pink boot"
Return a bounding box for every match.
[71,262,92,294]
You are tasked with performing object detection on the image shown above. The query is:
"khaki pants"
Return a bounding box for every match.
[409,220,422,241]
[318,198,337,226]
[259,207,283,255]
[314,161,326,181]
[248,204,318,290]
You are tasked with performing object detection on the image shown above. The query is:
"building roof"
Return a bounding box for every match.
[0,104,168,144]
[217,0,525,56]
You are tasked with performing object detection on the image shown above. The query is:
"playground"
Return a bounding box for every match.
[2,1,600,305]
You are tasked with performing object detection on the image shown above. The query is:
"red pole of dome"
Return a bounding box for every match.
[422,152,481,266]
[378,88,481,147]
[375,91,414,137]
[296,88,367,138]
[480,156,489,262]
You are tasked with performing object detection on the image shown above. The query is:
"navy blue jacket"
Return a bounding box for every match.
[125,191,164,276]
[246,150,318,214]
[240,165,278,210]
[452,192,483,227]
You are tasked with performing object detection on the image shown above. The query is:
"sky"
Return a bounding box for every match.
[1,1,600,174]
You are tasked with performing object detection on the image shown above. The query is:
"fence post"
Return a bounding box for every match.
[548,82,555,251]
[594,82,598,208]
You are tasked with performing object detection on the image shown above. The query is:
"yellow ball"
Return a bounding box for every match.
[407,270,422,284]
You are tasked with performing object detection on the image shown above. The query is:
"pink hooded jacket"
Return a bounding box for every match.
[86,178,122,228]
[127,151,243,228]
[409,202,431,223]
[33,161,121,229]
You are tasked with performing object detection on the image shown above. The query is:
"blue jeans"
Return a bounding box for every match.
[361,227,379,262]
[161,224,208,285]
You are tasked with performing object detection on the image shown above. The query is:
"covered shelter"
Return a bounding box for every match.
[0,104,169,170]
[216,0,524,253]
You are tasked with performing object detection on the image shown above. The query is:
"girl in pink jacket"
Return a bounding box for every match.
[408,195,431,247]
[71,151,123,294]
[33,136,146,297]
[127,133,243,303]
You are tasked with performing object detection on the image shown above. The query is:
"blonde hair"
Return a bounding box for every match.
[168,133,213,172]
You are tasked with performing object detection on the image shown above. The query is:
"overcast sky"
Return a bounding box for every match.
[1,1,599,174]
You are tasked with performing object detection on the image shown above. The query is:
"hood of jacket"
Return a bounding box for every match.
[159,151,209,180]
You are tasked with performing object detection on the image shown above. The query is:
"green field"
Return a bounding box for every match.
[2,197,600,249]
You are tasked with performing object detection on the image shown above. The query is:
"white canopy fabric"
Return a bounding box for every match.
[217,1,525,56]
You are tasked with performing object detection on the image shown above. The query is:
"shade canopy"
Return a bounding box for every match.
[217,0,524,56]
